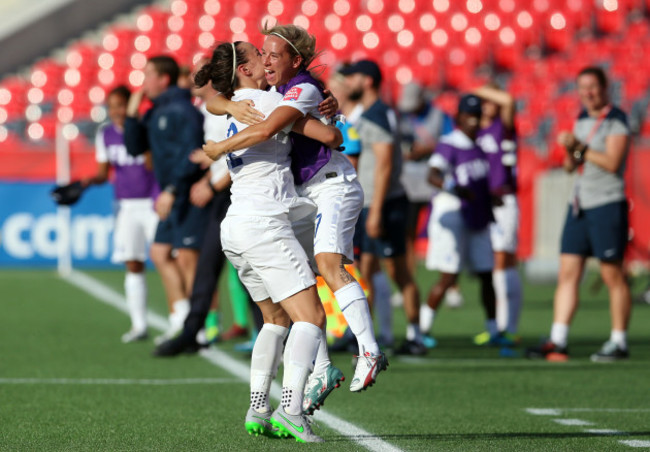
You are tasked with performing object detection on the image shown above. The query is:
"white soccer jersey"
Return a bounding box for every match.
[200,102,229,185]
[273,83,326,122]
[225,88,314,220]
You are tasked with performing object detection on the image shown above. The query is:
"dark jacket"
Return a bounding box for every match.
[124,86,204,197]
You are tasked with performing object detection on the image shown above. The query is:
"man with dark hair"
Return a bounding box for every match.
[124,55,208,344]
[341,59,426,356]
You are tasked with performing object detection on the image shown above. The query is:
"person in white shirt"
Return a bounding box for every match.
[197,41,342,443]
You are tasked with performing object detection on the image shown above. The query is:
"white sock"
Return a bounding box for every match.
[485,319,498,336]
[170,298,190,330]
[505,268,522,334]
[250,323,289,413]
[372,272,393,345]
[610,330,627,350]
[550,323,569,348]
[406,323,423,342]
[312,327,331,377]
[493,269,508,332]
[282,322,321,415]
[335,282,380,355]
[124,272,147,333]
[419,304,436,334]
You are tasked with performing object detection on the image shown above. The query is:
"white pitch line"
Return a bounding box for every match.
[0,378,241,385]
[553,419,594,426]
[526,408,562,416]
[62,270,402,452]
[584,429,625,435]
[527,408,650,414]
[619,440,650,448]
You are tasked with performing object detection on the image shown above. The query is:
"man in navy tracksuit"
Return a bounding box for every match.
[124,55,207,344]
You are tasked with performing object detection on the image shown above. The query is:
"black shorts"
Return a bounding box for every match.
[155,196,209,250]
[560,200,628,262]
[358,195,409,258]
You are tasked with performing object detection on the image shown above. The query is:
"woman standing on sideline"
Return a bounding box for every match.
[527,67,632,362]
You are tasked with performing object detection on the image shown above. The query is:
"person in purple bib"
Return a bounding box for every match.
[419,94,503,347]
[474,83,522,346]
[80,85,159,343]
[203,24,388,414]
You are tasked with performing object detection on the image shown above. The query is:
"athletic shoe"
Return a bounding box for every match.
[154,328,181,346]
[422,334,438,349]
[349,349,388,392]
[244,407,280,438]
[152,332,200,357]
[473,331,516,347]
[220,324,248,341]
[590,341,629,362]
[270,405,324,443]
[395,339,427,356]
[121,329,148,344]
[302,365,345,415]
[525,340,569,362]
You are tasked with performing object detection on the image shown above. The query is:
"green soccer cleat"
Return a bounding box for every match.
[270,405,324,443]
[302,365,344,415]
[244,407,280,438]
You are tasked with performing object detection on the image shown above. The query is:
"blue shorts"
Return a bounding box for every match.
[359,195,409,258]
[560,200,628,262]
[154,197,209,250]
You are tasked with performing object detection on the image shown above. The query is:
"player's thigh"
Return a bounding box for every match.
[490,195,519,253]
[308,178,363,263]
[426,205,465,273]
[224,215,316,303]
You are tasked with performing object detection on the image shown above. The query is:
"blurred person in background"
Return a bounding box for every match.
[154,57,262,356]
[341,60,426,356]
[420,94,502,346]
[81,85,159,343]
[124,55,208,345]
[397,82,463,313]
[526,67,632,362]
[473,83,522,346]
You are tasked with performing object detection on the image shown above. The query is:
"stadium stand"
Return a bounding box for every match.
[1,0,649,261]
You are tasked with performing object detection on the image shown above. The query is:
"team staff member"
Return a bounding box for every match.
[527,67,632,362]
[341,60,426,356]
[124,56,208,344]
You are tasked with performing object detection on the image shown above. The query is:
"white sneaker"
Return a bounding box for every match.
[121,329,148,343]
[349,348,389,392]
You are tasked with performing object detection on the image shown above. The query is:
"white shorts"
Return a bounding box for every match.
[426,194,493,273]
[112,198,158,263]
[221,214,316,303]
[490,194,519,253]
[296,151,363,263]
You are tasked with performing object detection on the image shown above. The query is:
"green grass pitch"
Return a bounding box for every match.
[1,267,649,451]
